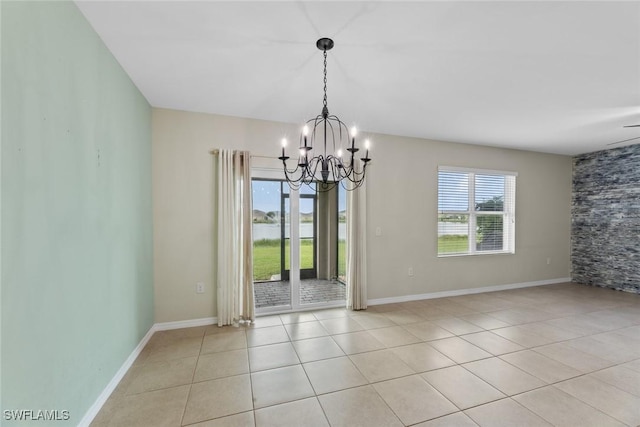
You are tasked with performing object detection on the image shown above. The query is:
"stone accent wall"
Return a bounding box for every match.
[572,144,640,293]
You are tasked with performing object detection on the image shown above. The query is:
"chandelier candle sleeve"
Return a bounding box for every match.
[278,37,371,191]
[298,149,307,167]
[302,125,309,150]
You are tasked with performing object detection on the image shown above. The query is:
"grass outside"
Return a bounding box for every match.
[337,239,346,278]
[253,238,346,281]
[255,236,468,280]
[253,239,314,280]
[438,235,469,254]
[438,234,505,254]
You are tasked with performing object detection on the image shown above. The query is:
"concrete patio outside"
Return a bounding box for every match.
[254,279,346,308]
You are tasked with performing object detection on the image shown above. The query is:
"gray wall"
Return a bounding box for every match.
[572,144,640,292]
[153,108,572,322]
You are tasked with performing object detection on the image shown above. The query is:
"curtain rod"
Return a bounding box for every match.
[209,149,274,160]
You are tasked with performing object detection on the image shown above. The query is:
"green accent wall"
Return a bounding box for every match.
[1,1,153,424]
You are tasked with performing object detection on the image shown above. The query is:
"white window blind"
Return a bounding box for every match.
[438,167,516,256]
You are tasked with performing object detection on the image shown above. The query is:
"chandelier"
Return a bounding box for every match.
[278,38,371,191]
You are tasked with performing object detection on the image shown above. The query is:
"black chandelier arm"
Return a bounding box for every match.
[326,154,368,185]
[326,118,337,153]
[327,115,351,149]
[281,164,312,190]
[342,163,367,189]
[281,156,307,176]
[339,156,368,181]
[305,115,353,154]
[282,143,369,177]
[335,167,366,191]
[302,114,325,150]
[285,156,321,180]
[281,156,368,192]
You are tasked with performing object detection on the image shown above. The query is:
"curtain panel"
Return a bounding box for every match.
[346,181,367,310]
[215,149,255,326]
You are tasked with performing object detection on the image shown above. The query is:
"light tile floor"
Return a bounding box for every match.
[91,283,640,426]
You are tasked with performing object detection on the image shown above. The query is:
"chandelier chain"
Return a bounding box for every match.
[323,50,328,109]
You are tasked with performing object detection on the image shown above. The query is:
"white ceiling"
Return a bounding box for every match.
[75,1,640,156]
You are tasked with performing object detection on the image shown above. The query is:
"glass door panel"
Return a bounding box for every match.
[337,185,347,283]
[251,179,291,309]
[299,195,316,279]
[252,180,283,281]
[283,195,290,279]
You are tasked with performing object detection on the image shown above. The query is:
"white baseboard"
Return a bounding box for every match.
[154,316,218,331]
[77,326,156,427]
[367,277,572,306]
[78,316,217,426]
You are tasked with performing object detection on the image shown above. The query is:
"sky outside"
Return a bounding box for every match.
[252,180,347,213]
[253,174,503,214]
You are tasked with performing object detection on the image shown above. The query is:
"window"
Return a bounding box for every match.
[438,167,516,256]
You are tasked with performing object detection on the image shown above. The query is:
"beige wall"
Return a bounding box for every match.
[153,108,572,322]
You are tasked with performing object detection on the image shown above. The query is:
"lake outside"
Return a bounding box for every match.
[253,223,346,240]
[253,222,468,241]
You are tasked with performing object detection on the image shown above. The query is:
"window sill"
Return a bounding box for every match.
[437,251,515,258]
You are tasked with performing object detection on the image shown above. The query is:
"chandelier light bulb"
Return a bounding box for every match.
[302,125,309,136]
[365,139,370,149]
[351,126,358,137]
[337,149,343,158]
[279,138,288,158]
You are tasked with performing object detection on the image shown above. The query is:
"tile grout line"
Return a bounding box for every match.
[246,329,258,427]
[294,335,333,427]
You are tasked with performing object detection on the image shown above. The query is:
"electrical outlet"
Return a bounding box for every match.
[408,267,414,277]
[196,282,205,294]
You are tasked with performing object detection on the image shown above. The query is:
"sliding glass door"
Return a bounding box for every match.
[252,178,345,312]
